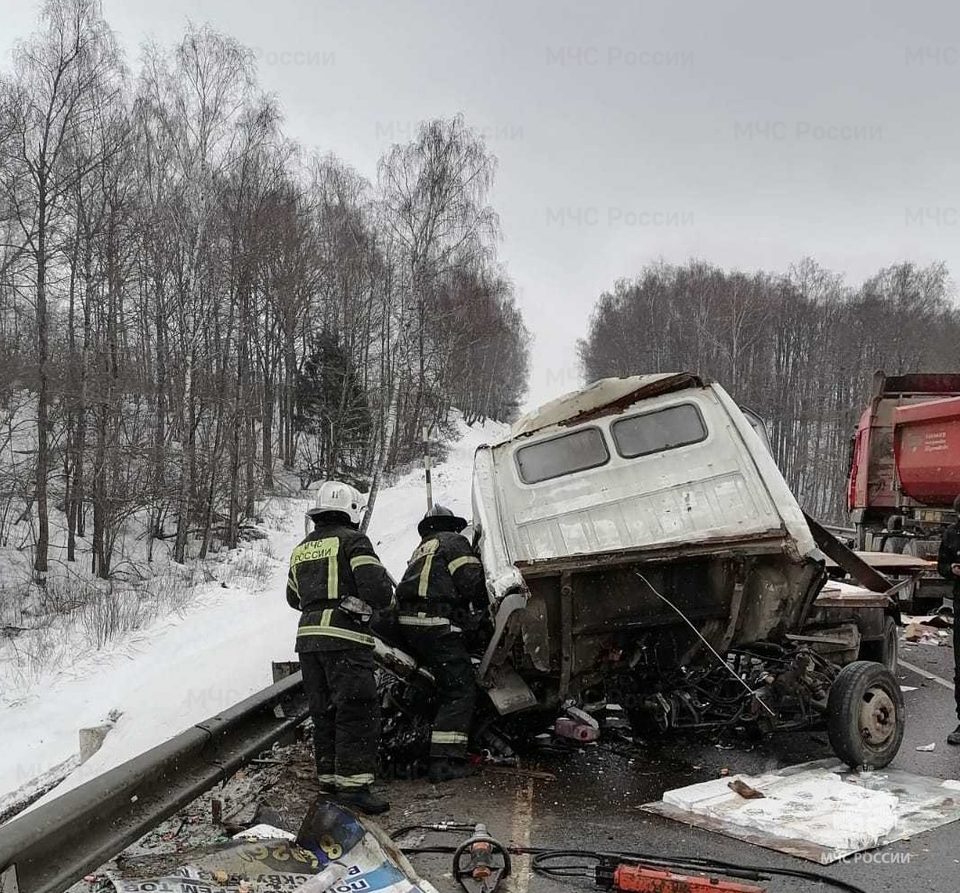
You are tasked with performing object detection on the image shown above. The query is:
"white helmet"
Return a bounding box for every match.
[306,480,365,525]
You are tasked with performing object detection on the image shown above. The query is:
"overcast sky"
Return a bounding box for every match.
[5,0,960,407]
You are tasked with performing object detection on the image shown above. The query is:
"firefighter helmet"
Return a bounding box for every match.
[307,480,364,526]
[417,503,467,536]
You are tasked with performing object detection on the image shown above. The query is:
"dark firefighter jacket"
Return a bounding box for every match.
[938,522,960,598]
[395,530,485,628]
[286,521,393,651]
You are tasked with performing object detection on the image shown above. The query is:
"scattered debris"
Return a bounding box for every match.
[727,778,765,799]
[234,823,295,841]
[903,612,953,646]
[644,758,960,863]
[904,622,950,645]
[106,800,439,893]
[903,613,953,630]
[564,704,600,730]
[916,743,936,752]
[111,836,321,892]
[555,716,600,743]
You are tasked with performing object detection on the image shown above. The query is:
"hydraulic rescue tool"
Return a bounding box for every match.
[597,859,766,893]
[452,823,511,893]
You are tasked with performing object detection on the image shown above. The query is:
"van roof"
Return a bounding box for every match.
[510,372,705,440]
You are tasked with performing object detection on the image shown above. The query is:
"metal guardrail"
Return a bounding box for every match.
[0,671,308,893]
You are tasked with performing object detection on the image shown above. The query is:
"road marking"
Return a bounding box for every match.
[510,778,534,893]
[901,659,955,691]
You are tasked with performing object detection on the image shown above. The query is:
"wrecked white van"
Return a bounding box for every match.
[471,373,904,768]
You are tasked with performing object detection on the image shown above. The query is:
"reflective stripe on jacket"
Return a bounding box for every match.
[287,521,393,650]
[297,608,376,647]
[395,530,485,621]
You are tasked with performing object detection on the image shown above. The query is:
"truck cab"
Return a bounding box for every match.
[468,374,903,768]
[848,371,960,546]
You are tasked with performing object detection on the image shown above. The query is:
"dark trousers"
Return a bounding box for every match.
[954,611,960,721]
[299,647,380,789]
[401,629,476,759]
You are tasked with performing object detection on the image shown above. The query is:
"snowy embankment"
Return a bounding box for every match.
[0,414,507,816]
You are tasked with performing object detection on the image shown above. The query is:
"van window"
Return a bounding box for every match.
[515,427,609,484]
[611,404,707,458]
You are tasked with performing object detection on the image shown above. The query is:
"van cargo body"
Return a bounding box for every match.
[472,373,826,703]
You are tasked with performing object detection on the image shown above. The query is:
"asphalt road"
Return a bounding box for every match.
[384,636,960,893]
[95,634,960,893]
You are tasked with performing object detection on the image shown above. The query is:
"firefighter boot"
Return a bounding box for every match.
[335,786,390,816]
[428,758,476,782]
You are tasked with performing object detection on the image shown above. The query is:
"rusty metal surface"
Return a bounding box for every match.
[559,571,574,697]
[805,513,893,594]
[509,374,706,441]
[554,372,705,429]
[515,529,790,579]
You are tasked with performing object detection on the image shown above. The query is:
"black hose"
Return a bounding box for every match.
[532,851,765,882]
[400,843,870,893]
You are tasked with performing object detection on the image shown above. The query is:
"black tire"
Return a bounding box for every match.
[859,616,899,675]
[827,661,904,769]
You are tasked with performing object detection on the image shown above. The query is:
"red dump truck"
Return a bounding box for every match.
[894,397,960,506]
[848,372,960,602]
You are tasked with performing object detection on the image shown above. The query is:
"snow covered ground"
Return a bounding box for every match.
[0,414,507,815]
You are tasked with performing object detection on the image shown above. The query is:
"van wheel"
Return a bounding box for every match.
[827,661,904,769]
[859,616,899,675]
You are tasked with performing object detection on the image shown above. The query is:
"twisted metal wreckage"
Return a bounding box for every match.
[375,373,906,773]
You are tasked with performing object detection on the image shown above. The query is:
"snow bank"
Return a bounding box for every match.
[365,414,505,575]
[0,413,507,813]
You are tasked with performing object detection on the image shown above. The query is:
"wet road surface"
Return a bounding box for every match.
[94,635,960,893]
[386,637,960,893]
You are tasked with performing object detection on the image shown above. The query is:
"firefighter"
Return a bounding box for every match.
[287,481,393,814]
[395,505,485,781]
[939,494,960,745]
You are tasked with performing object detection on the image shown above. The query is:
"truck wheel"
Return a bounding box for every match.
[827,661,904,769]
[859,616,899,675]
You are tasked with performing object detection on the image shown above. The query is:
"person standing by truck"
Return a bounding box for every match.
[938,495,960,746]
[395,505,486,781]
[287,481,394,814]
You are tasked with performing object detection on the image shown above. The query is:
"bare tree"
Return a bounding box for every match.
[367,116,499,527]
[579,258,958,521]
[0,5,529,589]
[0,0,121,578]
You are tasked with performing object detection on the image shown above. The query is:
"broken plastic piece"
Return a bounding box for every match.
[106,801,438,893]
[555,717,600,742]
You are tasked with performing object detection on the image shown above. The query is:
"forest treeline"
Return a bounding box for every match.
[578,258,959,521]
[0,0,529,578]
